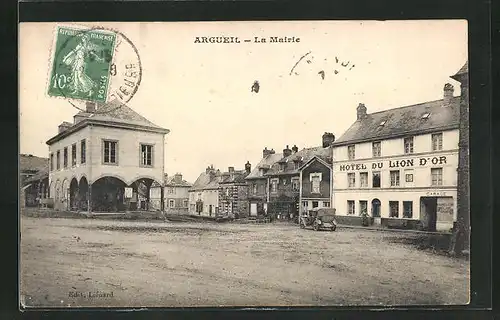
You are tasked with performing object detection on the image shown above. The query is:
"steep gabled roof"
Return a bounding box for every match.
[245,153,283,180]
[46,99,169,145]
[298,155,332,171]
[265,146,332,176]
[220,170,248,184]
[165,175,192,187]
[189,170,221,191]
[332,97,460,147]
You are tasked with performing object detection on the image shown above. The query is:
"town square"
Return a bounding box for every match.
[19,20,470,308]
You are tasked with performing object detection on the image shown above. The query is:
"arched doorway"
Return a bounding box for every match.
[371,198,381,217]
[79,177,89,211]
[129,178,156,211]
[69,178,79,211]
[91,176,127,212]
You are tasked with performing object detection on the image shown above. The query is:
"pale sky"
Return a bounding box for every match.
[19,20,468,183]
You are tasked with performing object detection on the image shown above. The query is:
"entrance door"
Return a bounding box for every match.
[420,197,437,231]
[371,199,381,217]
[250,203,258,216]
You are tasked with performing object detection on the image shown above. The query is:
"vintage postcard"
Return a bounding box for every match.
[19,20,470,308]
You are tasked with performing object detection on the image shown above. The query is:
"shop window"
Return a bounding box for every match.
[403,201,413,218]
[347,200,355,215]
[359,200,368,215]
[389,201,399,218]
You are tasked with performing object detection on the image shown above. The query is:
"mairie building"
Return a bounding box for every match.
[46,100,169,213]
[331,81,462,231]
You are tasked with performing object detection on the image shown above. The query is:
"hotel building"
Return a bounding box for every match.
[331,82,462,231]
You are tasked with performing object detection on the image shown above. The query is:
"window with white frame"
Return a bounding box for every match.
[431,168,443,186]
[252,184,257,194]
[348,173,356,188]
[271,179,278,193]
[372,141,381,157]
[310,173,321,193]
[169,200,175,208]
[403,201,413,218]
[347,200,355,215]
[183,199,188,207]
[140,144,153,166]
[389,201,399,218]
[390,170,400,187]
[71,144,77,166]
[80,139,86,164]
[56,150,60,169]
[103,140,118,164]
[432,133,443,151]
[63,147,68,168]
[302,201,308,208]
[360,172,368,188]
[348,145,356,160]
[404,137,414,154]
[323,201,330,207]
[292,178,300,191]
[359,200,368,215]
[405,169,414,183]
[372,171,381,188]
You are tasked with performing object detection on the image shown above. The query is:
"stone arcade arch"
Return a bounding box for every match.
[91,176,128,212]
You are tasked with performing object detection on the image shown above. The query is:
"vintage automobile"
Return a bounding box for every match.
[299,207,338,231]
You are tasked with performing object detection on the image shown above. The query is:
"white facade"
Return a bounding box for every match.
[332,129,458,231]
[48,123,167,211]
[188,189,219,216]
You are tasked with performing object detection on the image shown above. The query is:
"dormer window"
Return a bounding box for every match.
[421,112,431,119]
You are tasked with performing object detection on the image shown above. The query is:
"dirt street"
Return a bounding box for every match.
[20,216,470,308]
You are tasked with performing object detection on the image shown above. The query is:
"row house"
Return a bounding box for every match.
[246,148,282,216]
[45,100,169,212]
[331,80,463,231]
[189,163,251,218]
[188,165,222,216]
[248,135,334,219]
[150,173,192,213]
[218,162,251,218]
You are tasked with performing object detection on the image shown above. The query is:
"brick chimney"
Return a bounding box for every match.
[322,132,335,148]
[228,167,234,173]
[291,145,299,153]
[443,83,454,106]
[283,145,292,158]
[245,161,251,174]
[357,103,367,120]
[174,173,183,182]
[263,147,272,158]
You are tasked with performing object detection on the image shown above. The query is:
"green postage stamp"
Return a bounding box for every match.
[47,26,117,103]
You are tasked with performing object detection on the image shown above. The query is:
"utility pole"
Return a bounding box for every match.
[449,61,469,255]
